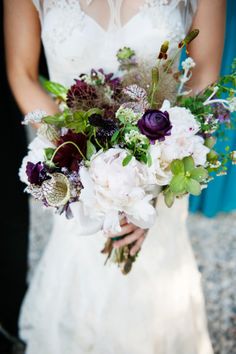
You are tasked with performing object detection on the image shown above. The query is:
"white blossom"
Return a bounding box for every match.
[79,148,157,233]
[116,106,142,124]
[181,57,196,71]
[124,130,147,147]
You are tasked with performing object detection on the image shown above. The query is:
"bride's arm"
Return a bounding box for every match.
[4,0,58,116]
[188,0,226,92]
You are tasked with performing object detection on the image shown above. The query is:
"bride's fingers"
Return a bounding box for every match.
[113,228,144,248]
[120,217,127,226]
[107,223,137,238]
[130,234,146,256]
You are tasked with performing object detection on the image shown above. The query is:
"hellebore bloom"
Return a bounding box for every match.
[26,162,47,185]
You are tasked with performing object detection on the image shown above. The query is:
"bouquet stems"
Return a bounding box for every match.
[101,236,138,275]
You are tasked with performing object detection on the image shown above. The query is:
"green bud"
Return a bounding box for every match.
[204,137,216,149]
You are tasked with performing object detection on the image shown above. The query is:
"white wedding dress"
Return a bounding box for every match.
[19,1,214,353]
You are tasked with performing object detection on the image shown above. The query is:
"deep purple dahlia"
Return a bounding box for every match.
[137,109,172,143]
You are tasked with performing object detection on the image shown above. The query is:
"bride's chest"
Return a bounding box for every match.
[41,4,185,68]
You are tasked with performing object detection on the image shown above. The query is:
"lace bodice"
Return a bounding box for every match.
[32,0,198,86]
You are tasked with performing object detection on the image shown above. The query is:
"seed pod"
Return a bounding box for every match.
[178,29,199,49]
[158,41,169,60]
[42,173,71,207]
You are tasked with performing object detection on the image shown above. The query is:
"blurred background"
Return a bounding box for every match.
[0,1,236,354]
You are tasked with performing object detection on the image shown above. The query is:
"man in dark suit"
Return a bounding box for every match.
[0,2,29,353]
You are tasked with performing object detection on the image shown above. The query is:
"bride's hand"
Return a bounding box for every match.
[107,218,147,256]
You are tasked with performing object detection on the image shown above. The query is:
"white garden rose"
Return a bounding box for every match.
[147,145,172,186]
[159,104,206,165]
[192,135,210,166]
[160,135,195,162]
[168,106,200,137]
[79,148,157,233]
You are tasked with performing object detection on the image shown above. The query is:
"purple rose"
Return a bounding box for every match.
[137,109,172,143]
[26,162,47,185]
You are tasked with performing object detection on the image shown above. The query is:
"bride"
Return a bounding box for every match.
[4,0,226,353]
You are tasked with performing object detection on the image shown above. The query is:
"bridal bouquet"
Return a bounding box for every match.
[20,30,236,274]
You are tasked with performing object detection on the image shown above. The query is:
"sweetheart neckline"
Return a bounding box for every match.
[81,7,146,34]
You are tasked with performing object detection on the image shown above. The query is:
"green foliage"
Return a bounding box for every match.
[43,80,68,101]
[43,108,102,134]
[86,141,96,160]
[164,189,175,208]
[166,156,208,207]
[122,154,133,166]
[44,147,55,161]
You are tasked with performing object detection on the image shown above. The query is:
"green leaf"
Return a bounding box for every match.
[204,137,216,149]
[169,174,186,194]
[122,154,133,166]
[170,159,185,175]
[65,111,88,133]
[85,108,103,118]
[86,141,96,160]
[43,113,66,127]
[44,147,55,161]
[147,152,152,167]
[111,130,120,143]
[164,189,175,208]
[190,167,208,182]
[185,178,201,196]
[183,156,195,173]
[43,80,68,100]
[207,150,218,162]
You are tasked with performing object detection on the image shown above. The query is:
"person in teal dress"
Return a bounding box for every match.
[189,0,236,217]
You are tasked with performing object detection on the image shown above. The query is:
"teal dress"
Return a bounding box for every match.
[189,0,236,217]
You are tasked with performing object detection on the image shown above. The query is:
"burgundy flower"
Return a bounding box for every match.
[53,131,87,171]
[137,109,172,143]
[26,162,47,185]
[66,80,97,109]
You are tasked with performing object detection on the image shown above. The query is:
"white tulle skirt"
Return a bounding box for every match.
[19,195,213,354]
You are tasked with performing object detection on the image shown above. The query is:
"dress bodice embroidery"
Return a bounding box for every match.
[32,0,198,86]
